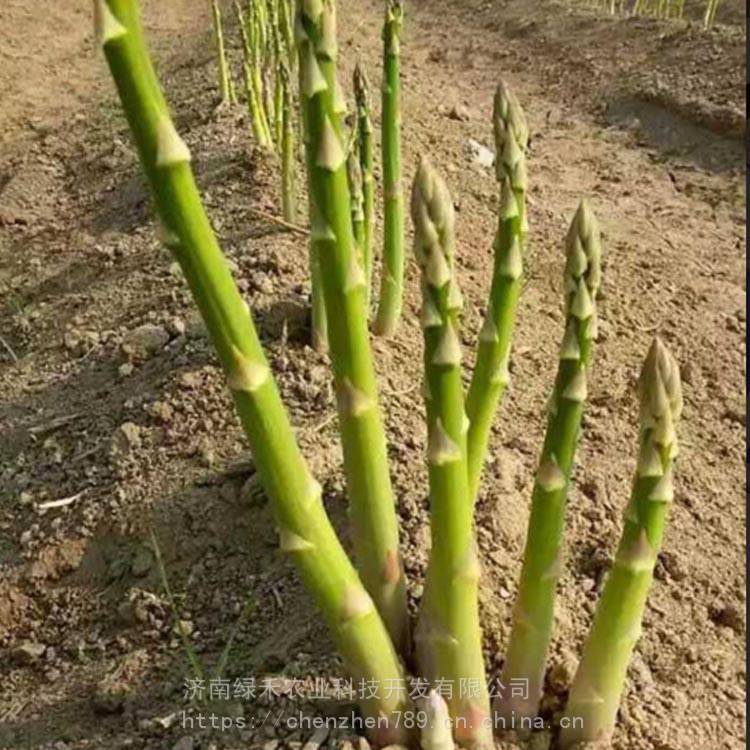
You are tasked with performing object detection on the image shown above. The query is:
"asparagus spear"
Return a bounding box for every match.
[278,0,296,67]
[295,0,409,655]
[210,0,237,105]
[347,145,366,269]
[412,158,492,750]
[296,1,328,354]
[94,2,410,741]
[495,200,602,724]
[235,0,273,148]
[465,82,529,500]
[353,63,376,311]
[373,0,405,337]
[279,60,297,222]
[560,337,682,748]
[269,0,285,149]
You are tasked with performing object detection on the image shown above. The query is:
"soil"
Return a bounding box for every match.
[0,2,745,750]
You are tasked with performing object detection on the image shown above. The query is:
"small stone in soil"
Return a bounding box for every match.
[709,603,745,634]
[467,138,495,168]
[131,546,153,577]
[12,640,46,664]
[91,684,125,715]
[121,323,169,360]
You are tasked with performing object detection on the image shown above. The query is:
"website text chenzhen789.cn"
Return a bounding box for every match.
[179,710,584,734]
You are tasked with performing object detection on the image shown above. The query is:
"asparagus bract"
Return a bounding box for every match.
[496,200,602,723]
[465,82,528,500]
[412,159,492,750]
[95,1,409,741]
[354,63,376,310]
[373,0,405,337]
[295,0,409,655]
[560,338,682,748]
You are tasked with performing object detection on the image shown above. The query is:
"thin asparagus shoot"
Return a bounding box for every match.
[465,82,529,500]
[495,200,602,724]
[210,0,237,105]
[280,60,297,222]
[235,0,273,148]
[373,0,405,337]
[347,145,366,271]
[354,63,376,310]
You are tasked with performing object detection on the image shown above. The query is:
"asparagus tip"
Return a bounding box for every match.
[639,337,683,425]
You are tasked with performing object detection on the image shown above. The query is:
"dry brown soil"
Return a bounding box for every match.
[0,1,745,750]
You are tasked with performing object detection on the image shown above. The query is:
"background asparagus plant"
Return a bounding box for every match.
[373,0,406,337]
[207,0,406,342]
[590,0,722,25]
[99,1,684,747]
[353,63,376,310]
[210,0,237,105]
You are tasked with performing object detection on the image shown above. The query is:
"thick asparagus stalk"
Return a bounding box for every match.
[295,0,409,655]
[279,61,297,222]
[373,0,405,337]
[412,159,492,750]
[95,2,410,741]
[465,82,529,501]
[353,63,376,309]
[495,200,602,724]
[235,0,273,148]
[210,0,237,105]
[560,338,682,748]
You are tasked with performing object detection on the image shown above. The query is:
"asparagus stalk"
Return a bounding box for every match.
[278,0,296,67]
[372,0,405,337]
[235,0,273,148]
[495,200,602,724]
[704,0,721,27]
[295,0,409,655]
[95,1,409,741]
[296,2,328,353]
[560,338,682,748]
[353,63,376,310]
[269,0,285,149]
[347,146,366,269]
[279,60,297,223]
[465,82,529,500]
[253,0,269,59]
[210,0,237,105]
[412,159,492,750]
